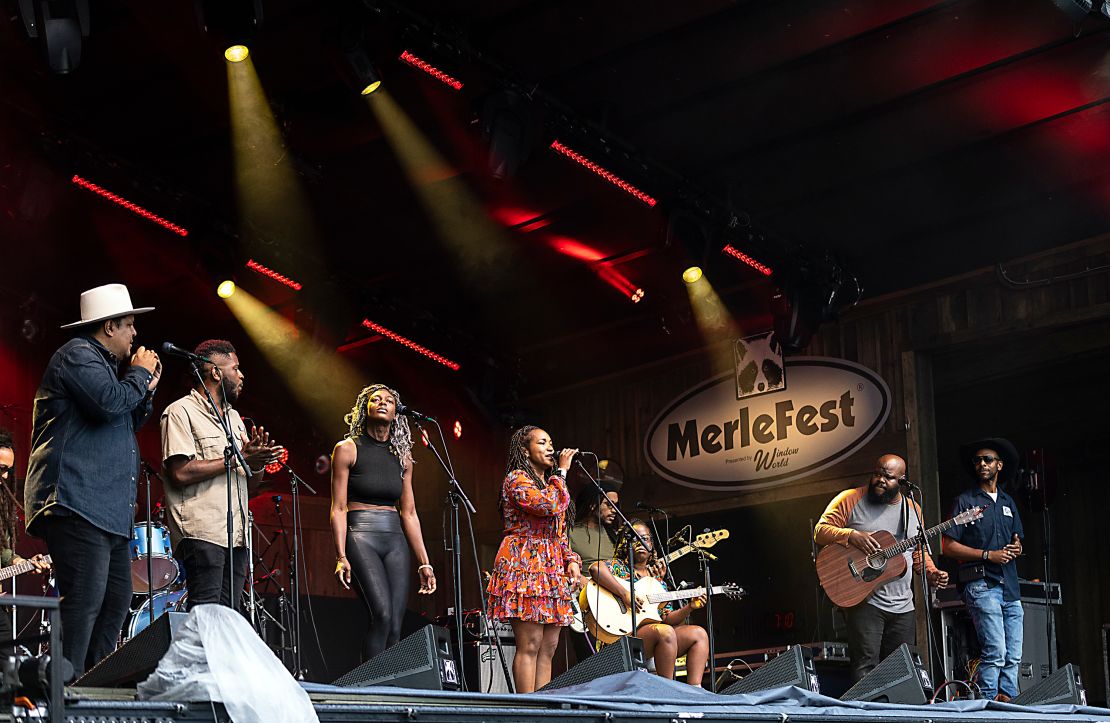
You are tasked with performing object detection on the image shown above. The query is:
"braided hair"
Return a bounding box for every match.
[344,384,414,470]
[502,425,574,528]
[614,518,654,565]
[0,430,19,552]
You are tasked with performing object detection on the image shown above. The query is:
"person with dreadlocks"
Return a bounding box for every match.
[593,519,709,686]
[486,426,582,693]
[331,384,436,661]
[0,429,51,651]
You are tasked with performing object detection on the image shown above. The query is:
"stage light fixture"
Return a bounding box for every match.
[361,319,461,371]
[454,421,462,439]
[18,0,90,74]
[722,244,773,276]
[264,447,289,475]
[683,266,703,284]
[399,50,463,90]
[631,288,645,303]
[71,175,189,236]
[224,44,249,62]
[549,140,657,207]
[217,280,237,298]
[481,90,538,179]
[245,259,302,290]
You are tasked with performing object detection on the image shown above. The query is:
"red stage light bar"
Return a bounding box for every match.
[361,319,461,371]
[71,175,189,236]
[246,259,302,291]
[399,50,463,90]
[265,447,289,475]
[722,244,773,276]
[549,140,657,208]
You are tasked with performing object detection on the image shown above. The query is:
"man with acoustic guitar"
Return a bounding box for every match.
[814,454,948,682]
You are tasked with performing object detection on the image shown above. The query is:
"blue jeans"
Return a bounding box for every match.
[963,579,1023,699]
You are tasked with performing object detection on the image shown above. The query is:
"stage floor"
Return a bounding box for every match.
[57,671,1110,723]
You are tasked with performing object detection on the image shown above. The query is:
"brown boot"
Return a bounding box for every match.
[994,693,1012,703]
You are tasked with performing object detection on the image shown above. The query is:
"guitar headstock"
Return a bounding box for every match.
[954,506,986,526]
[722,582,746,601]
[693,529,729,549]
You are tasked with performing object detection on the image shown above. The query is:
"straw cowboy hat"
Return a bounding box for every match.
[60,283,155,329]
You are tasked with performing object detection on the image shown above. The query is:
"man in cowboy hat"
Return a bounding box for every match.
[942,437,1025,702]
[25,283,161,676]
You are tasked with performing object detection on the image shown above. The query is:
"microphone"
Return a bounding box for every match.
[635,501,668,515]
[898,477,920,490]
[395,403,436,422]
[160,342,211,363]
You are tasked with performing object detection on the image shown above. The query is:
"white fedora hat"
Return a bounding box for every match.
[60,283,155,329]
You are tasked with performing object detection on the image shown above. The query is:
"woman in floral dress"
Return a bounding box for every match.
[486,426,582,692]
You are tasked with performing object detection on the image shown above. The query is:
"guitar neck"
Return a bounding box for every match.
[0,561,35,581]
[882,518,958,558]
[645,584,729,604]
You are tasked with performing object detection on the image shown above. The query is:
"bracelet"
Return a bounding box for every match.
[336,555,347,561]
[982,549,989,561]
[418,564,434,573]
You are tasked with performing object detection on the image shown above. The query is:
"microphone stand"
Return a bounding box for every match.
[186,360,253,625]
[140,462,157,627]
[902,481,938,686]
[410,418,511,693]
[573,459,650,636]
[695,546,717,691]
[279,464,316,680]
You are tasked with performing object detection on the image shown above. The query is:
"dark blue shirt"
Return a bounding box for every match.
[25,336,154,538]
[943,486,1024,601]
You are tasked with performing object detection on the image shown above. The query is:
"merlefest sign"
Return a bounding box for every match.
[644,358,891,491]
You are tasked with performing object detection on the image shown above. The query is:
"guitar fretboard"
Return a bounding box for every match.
[0,555,50,582]
[645,584,731,604]
[880,518,961,559]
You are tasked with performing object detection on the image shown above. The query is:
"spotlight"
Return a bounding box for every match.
[480,90,539,179]
[18,0,90,74]
[217,280,237,298]
[337,22,382,95]
[224,44,249,62]
[682,266,703,284]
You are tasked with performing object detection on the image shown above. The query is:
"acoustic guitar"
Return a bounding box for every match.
[580,577,745,644]
[815,506,983,608]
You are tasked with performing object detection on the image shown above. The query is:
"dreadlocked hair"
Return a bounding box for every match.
[501,425,574,528]
[0,430,19,551]
[344,384,414,468]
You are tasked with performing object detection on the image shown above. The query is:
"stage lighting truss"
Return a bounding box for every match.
[361,319,461,371]
[399,50,463,90]
[71,175,189,236]
[246,259,302,290]
[549,140,657,207]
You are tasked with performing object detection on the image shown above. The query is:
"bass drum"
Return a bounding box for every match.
[124,588,188,641]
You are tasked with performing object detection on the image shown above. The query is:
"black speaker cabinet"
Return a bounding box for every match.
[540,636,646,691]
[1013,663,1086,707]
[841,643,933,704]
[333,625,459,690]
[721,646,820,695]
[75,611,188,687]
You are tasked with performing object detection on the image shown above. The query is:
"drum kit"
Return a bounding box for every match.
[122,521,187,643]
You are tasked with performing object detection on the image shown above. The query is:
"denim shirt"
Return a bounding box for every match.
[943,486,1024,601]
[25,336,154,538]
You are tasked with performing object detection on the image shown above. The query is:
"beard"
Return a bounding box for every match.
[868,482,899,505]
[221,378,241,405]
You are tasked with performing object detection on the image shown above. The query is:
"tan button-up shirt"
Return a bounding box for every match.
[160,389,251,548]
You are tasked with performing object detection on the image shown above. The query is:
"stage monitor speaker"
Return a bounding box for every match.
[464,642,515,694]
[1012,663,1086,707]
[721,646,820,695]
[333,625,459,690]
[841,643,933,705]
[75,611,187,687]
[540,636,646,691]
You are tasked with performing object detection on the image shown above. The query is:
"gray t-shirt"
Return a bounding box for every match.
[846,495,922,613]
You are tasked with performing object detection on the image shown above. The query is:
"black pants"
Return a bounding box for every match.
[844,602,916,682]
[42,514,132,676]
[347,509,410,661]
[175,539,249,612]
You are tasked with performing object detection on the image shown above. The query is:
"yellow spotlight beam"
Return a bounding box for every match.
[227,54,319,260]
[366,90,513,277]
[224,288,366,436]
[685,274,743,373]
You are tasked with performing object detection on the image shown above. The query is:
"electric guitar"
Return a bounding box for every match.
[580,577,745,644]
[568,529,729,634]
[0,555,52,584]
[815,506,984,608]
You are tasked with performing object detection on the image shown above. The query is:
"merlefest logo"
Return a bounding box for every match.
[644,358,891,491]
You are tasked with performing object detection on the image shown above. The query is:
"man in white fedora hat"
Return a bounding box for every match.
[25,283,161,676]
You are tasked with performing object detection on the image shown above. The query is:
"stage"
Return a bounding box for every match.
[56,671,1110,723]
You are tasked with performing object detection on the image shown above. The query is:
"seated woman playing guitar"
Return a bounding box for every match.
[592,519,709,686]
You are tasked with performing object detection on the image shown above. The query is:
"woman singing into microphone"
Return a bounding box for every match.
[330,384,436,661]
[486,426,581,692]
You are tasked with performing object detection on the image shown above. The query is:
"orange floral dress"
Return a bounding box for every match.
[486,469,581,625]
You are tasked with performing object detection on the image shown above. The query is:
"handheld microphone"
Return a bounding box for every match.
[160,342,211,363]
[395,403,436,422]
[635,501,668,515]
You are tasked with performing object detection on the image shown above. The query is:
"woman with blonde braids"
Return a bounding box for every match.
[330,384,436,661]
[486,426,582,692]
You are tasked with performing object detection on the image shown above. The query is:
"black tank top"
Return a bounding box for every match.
[347,436,403,506]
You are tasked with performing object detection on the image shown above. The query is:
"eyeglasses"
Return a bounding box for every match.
[0,465,12,478]
[972,455,998,464]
